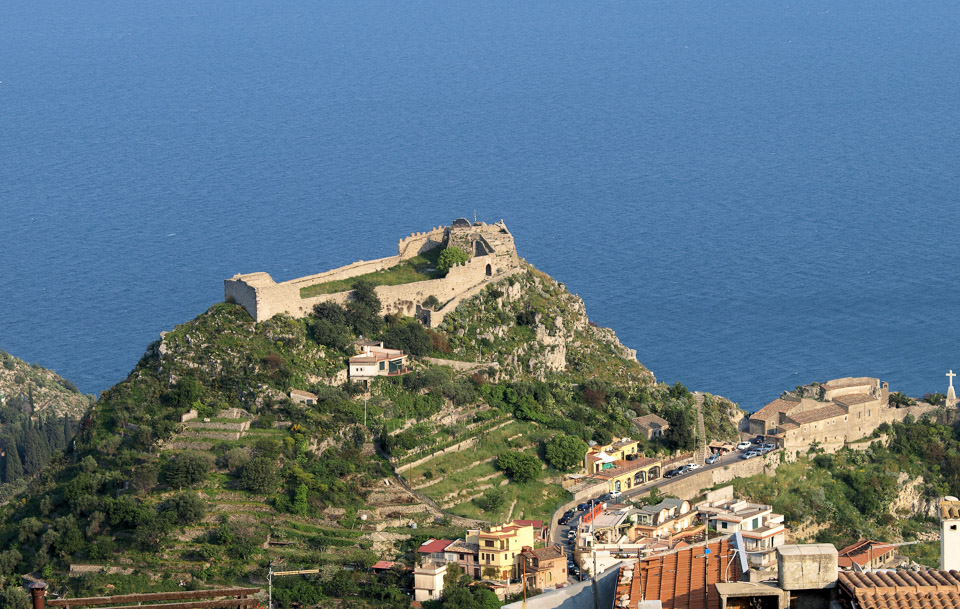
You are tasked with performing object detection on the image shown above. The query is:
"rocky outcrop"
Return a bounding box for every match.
[889,473,940,519]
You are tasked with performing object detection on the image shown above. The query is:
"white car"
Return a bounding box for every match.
[740,450,761,459]
[736,441,751,450]
[609,490,622,499]
[685,463,701,471]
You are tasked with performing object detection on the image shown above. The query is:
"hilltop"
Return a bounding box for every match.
[0,222,742,606]
[0,351,89,503]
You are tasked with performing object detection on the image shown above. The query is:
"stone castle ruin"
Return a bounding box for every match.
[225,219,522,325]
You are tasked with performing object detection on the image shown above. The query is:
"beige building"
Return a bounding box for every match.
[748,377,910,454]
[699,498,787,568]
[584,437,642,473]
[413,560,447,602]
[632,414,669,440]
[467,521,536,580]
[520,545,566,591]
[631,498,700,541]
[289,389,317,405]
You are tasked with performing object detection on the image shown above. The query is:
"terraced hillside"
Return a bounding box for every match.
[0,263,741,607]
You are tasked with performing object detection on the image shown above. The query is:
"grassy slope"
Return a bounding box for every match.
[299,247,442,298]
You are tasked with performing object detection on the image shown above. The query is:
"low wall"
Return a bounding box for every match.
[288,255,402,288]
[655,453,777,500]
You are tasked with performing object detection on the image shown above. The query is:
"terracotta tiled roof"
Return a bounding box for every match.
[839,569,960,609]
[595,456,659,478]
[289,389,317,399]
[751,398,798,421]
[786,405,847,425]
[634,414,669,428]
[941,500,960,519]
[417,539,453,554]
[445,539,480,554]
[837,540,895,568]
[833,393,879,406]
[823,377,876,390]
[620,539,742,609]
[511,519,543,530]
[524,545,565,562]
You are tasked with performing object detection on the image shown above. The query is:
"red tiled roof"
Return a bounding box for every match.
[623,539,741,609]
[839,569,960,609]
[511,519,543,529]
[837,540,895,569]
[371,560,399,570]
[417,539,454,554]
[833,393,878,406]
[786,404,847,425]
[751,398,798,421]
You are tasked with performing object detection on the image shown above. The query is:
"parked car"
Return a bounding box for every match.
[740,450,761,459]
[751,435,765,444]
[705,454,720,465]
[762,443,776,451]
[609,490,622,499]
[663,468,682,478]
[736,441,751,450]
[577,503,589,511]
[686,463,701,471]
[558,515,570,525]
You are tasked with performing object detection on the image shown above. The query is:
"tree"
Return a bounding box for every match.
[544,435,587,471]
[382,321,432,356]
[888,392,916,408]
[163,491,207,524]
[347,280,383,337]
[240,456,279,493]
[474,487,505,511]
[3,449,23,484]
[293,483,309,516]
[162,451,212,488]
[496,451,540,483]
[436,247,469,276]
[0,587,30,609]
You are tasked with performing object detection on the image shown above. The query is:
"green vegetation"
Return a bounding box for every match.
[496,451,540,483]
[299,247,443,298]
[732,419,960,565]
[436,246,469,276]
[544,434,587,471]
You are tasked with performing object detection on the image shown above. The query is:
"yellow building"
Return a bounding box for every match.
[584,438,642,474]
[594,455,662,492]
[467,521,536,580]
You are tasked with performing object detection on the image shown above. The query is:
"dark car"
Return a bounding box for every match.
[558,515,570,525]
[751,435,765,444]
[663,468,682,478]
[577,502,589,511]
[563,509,575,518]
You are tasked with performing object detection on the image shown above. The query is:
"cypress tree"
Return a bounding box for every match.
[4,449,23,483]
[22,427,46,476]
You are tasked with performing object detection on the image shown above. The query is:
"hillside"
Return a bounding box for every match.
[0,263,741,606]
[0,351,90,502]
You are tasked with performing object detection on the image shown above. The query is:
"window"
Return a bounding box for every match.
[951,525,958,531]
[379,361,385,371]
[752,518,759,529]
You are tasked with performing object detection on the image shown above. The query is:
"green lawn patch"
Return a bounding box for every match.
[299,248,443,298]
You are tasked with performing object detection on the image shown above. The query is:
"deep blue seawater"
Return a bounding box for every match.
[2,0,959,411]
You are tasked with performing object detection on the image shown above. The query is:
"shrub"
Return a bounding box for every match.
[544,435,588,471]
[162,492,207,524]
[436,246,469,275]
[240,456,279,493]
[496,451,540,483]
[162,451,212,488]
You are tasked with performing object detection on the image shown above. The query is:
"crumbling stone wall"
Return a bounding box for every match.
[225,220,522,325]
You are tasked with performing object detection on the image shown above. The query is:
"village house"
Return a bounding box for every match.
[837,540,899,571]
[520,545,567,591]
[347,340,410,387]
[466,521,536,580]
[413,560,447,602]
[289,389,317,405]
[748,377,912,454]
[630,498,702,542]
[417,538,454,563]
[584,437,642,473]
[444,538,482,579]
[632,414,669,440]
[698,498,787,568]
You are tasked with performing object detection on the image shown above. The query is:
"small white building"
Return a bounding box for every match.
[289,389,318,405]
[348,341,410,387]
[414,559,447,602]
[941,496,960,571]
[698,498,787,568]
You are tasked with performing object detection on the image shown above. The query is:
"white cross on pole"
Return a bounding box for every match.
[948,370,956,390]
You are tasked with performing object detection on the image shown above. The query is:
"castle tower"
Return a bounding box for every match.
[941,497,960,571]
[947,370,958,408]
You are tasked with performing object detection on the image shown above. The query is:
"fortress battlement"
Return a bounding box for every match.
[225,219,522,324]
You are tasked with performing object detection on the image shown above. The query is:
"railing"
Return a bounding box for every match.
[28,583,261,609]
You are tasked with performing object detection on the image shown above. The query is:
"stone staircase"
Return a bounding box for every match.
[694,392,707,465]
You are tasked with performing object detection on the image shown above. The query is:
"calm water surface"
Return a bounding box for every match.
[2,0,958,411]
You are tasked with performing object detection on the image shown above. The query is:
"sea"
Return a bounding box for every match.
[1,0,959,412]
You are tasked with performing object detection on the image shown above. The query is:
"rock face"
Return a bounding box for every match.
[0,350,91,419]
[889,473,940,519]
